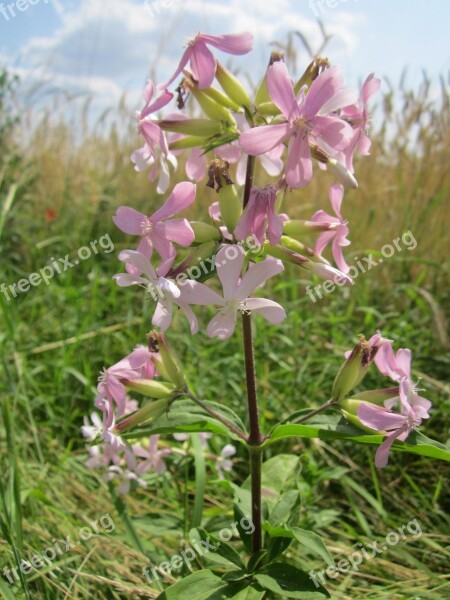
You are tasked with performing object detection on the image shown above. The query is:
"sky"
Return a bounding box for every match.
[0,0,449,118]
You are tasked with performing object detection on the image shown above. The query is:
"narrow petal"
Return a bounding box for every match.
[190,42,217,88]
[178,303,199,334]
[314,230,335,256]
[266,61,300,121]
[303,66,343,118]
[158,46,192,89]
[113,207,145,235]
[361,73,381,105]
[157,219,194,246]
[374,428,406,468]
[152,299,173,331]
[243,298,286,324]
[329,184,344,216]
[285,132,312,188]
[215,245,245,301]
[201,32,253,55]
[186,147,207,181]
[236,257,284,301]
[358,402,407,431]
[206,308,237,340]
[178,279,224,306]
[152,182,196,222]
[118,250,157,279]
[240,123,292,156]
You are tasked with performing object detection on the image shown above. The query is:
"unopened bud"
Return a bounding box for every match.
[332,335,385,402]
[310,144,358,189]
[263,241,308,266]
[283,220,339,237]
[294,56,330,94]
[124,379,178,399]
[189,86,236,125]
[215,62,252,110]
[159,118,222,137]
[149,331,186,389]
[190,221,221,243]
[115,398,170,433]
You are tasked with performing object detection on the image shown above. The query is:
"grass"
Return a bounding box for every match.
[0,63,449,598]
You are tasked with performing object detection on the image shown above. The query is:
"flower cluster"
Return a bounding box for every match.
[335,334,432,467]
[86,30,432,482]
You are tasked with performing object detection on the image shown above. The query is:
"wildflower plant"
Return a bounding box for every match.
[84,32,450,598]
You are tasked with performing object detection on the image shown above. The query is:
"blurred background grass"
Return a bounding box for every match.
[0,40,449,599]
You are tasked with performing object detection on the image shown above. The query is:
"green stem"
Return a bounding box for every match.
[292,399,336,424]
[190,433,206,528]
[188,392,247,442]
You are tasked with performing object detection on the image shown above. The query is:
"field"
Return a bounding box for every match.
[0,63,449,599]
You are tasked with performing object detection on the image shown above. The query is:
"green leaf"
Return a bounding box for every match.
[122,400,246,441]
[190,528,245,569]
[269,490,300,527]
[255,563,329,598]
[156,569,228,599]
[226,584,266,599]
[265,415,450,462]
[291,527,334,567]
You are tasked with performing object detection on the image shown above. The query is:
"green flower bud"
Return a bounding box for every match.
[191,88,236,125]
[294,56,330,94]
[283,220,339,237]
[332,336,384,403]
[190,221,221,243]
[203,85,241,112]
[263,241,308,266]
[159,118,222,137]
[216,61,252,110]
[115,398,170,433]
[124,379,178,399]
[149,332,186,389]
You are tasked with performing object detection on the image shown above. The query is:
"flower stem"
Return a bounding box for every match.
[292,399,337,424]
[188,393,247,442]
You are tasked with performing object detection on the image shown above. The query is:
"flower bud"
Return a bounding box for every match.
[307,261,353,285]
[203,85,241,112]
[215,61,252,110]
[206,159,242,232]
[263,241,308,266]
[190,87,236,125]
[149,331,186,389]
[339,399,380,433]
[332,335,385,402]
[310,144,358,189]
[190,221,221,243]
[114,398,170,433]
[124,379,178,399]
[283,220,340,237]
[294,56,330,94]
[256,101,280,116]
[159,118,222,137]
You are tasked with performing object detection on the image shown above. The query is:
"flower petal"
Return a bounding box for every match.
[266,61,300,121]
[152,182,196,222]
[358,402,407,431]
[240,123,291,156]
[113,207,145,235]
[206,308,237,340]
[286,132,312,188]
[236,257,284,301]
[244,297,286,324]
[201,32,253,55]
[215,245,245,301]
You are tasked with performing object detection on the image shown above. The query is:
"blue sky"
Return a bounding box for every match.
[0,0,448,115]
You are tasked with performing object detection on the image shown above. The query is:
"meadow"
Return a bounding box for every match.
[0,58,449,599]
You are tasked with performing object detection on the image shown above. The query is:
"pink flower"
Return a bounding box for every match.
[215,444,237,479]
[240,61,356,188]
[216,114,284,185]
[341,73,380,172]
[95,346,153,416]
[105,466,147,495]
[132,435,171,475]
[131,80,176,194]
[234,184,284,246]
[181,245,286,339]
[113,182,196,275]
[114,249,203,334]
[160,32,253,89]
[311,184,351,273]
[373,341,411,384]
[358,378,432,468]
